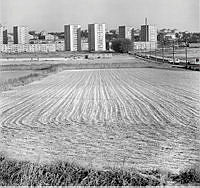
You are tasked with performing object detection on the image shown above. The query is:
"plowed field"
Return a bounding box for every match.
[0,68,199,172]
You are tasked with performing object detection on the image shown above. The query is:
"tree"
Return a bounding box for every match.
[81,30,88,38]
[111,39,133,53]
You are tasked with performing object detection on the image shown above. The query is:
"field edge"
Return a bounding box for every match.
[0,154,199,186]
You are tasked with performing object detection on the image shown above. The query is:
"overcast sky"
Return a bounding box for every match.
[0,0,199,32]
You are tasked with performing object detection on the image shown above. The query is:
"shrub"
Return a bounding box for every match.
[111,39,133,53]
[172,167,200,184]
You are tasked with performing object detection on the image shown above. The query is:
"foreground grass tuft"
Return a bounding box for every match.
[0,155,200,186]
[171,167,200,185]
[0,155,161,186]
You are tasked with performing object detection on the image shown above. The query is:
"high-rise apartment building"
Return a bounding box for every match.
[64,24,81,51]
[13,26,29,44]
[119,26,134,41]
[88,23,106,51]
[0,25,8,44]
[140,25,157,42]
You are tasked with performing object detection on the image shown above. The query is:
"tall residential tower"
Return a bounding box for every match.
[140,25,157,42]
[64,24,81,51]
[88,23,106,51]
[0,25,8,44]
[119,26,134,41]
[13,26,29,44]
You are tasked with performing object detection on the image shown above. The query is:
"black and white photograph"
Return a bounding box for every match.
[0,0,200,186]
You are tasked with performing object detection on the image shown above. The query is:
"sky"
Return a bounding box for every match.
[0,0,199,32]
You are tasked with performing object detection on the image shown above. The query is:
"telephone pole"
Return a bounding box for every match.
[185,40,188,66]
[145,17,148,57]
[155,45,157,62]
[172,40,175,64]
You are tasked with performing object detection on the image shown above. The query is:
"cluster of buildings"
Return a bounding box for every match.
[0,22,157,53]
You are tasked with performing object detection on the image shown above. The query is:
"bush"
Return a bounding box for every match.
[172,167,200,184]
[111,39,133,53]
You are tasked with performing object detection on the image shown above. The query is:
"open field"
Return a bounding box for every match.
[0,56,174,70]
[0,55,142,65]
[0,67,199,175]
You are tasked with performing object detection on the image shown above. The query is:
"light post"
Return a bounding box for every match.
[162,40,165,63]
[150,42,151,57]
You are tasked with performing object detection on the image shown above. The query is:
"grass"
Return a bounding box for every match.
[0,154,199,186]
[171,167,200,185]
[0,154,160,186]
[0,65,59,92]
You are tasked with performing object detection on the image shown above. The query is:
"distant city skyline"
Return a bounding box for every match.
[0,0,199,32]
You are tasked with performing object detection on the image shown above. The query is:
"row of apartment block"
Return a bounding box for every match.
[118,25,157,42]
[64,24,157,52]
[0,25,29,45]
[0,24,107,52]
[1,23,157,52]
[64,24,106,52]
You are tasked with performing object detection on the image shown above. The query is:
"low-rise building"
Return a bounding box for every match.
[133,41,157,50]
[0,43,64,53]
[81,37,88,51]
[164,33,176,40]
[55,40,65,51]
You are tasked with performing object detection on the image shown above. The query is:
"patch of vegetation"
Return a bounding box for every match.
[111,39,133,53]
[0,154,161,186]
[0,65,59,92]
[1,154,199,186]
[171,167,200,185]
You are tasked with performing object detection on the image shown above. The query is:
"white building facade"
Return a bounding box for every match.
[64,24,81,51]
[133,41,157,50]
[88,23,106,51]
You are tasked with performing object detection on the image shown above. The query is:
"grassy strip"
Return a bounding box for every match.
[0,155,160,186]
[0,66,58,92]
[0,73,45,92]
[1,154,200,186]
[0,64,54,71]
[171,167,200,185]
